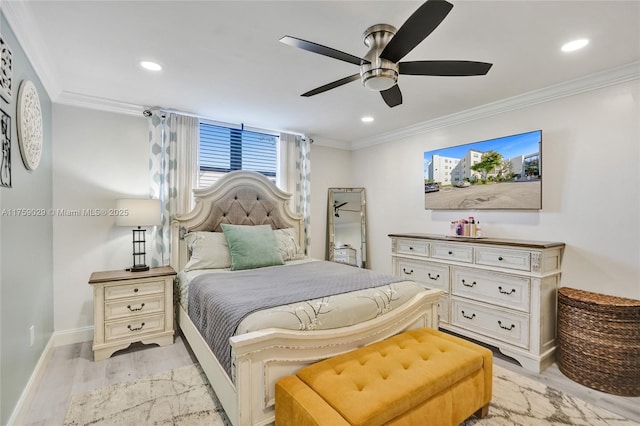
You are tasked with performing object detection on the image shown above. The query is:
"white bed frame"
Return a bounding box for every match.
[170,171,442,426]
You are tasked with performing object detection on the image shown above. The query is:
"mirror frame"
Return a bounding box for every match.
[327,187,367,268]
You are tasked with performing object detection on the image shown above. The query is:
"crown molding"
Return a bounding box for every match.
[350,61,640,150]
[56,91,144,117]
[2,0,61,100]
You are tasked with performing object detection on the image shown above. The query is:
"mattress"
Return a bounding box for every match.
[177,259,426,335]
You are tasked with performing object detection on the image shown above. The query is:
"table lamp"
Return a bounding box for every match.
[116,199,161,272]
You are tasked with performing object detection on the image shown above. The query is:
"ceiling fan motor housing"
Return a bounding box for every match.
[361,24,399,91]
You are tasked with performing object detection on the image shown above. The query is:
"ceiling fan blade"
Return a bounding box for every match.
[381,84,403,108]
[280,36,369,66]
[399,60,493,76]
[301,74,361,97]
[380,0,453,63]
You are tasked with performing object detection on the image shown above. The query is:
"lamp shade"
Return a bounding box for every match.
[115,199,161,227]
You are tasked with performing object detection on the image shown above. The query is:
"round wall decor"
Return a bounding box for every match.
[17,80,43,170]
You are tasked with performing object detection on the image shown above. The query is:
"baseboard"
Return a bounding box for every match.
[53,325,94,347]
[6,326,94,425]
[6,334,55,426]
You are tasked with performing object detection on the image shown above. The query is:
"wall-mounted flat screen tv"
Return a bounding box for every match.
[424,130,542,210]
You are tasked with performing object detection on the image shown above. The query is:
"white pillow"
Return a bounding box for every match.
[274,228,305,261]
[183,231,231,271]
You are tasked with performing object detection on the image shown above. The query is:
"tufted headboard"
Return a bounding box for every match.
[170,171,305,272]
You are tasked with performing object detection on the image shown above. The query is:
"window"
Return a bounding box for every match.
[199,122,278,189]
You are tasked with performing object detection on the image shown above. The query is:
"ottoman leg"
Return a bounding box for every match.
[474,403,490,419]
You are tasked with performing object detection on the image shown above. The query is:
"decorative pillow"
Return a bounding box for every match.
[183,232,231,271]
[221,224,284,271]
[274,228,305,261]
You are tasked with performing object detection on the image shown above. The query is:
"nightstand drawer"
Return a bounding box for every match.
[104,313,165,342]
[104,280,165,300]
[105,294,165,321]
[431,243,473,263]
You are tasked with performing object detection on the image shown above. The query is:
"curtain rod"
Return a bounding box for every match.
[142,106,307,139]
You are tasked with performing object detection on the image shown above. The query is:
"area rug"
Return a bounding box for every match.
[63,364,230,426]
[64,363,635,425]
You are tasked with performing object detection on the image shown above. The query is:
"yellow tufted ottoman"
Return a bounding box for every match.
[275,328,492,426]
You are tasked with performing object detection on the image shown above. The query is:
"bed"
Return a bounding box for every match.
[169,171,442,426]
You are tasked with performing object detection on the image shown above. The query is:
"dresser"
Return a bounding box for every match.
[334,246,357,266]
[389,233,564,372]
[88,266,176,361]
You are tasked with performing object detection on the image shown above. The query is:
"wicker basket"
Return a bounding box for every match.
[557,287,640,396]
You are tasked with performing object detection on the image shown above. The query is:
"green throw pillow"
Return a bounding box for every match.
[221,224,284,271]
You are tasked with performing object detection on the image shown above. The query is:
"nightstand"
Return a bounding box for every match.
[88,265,176,361]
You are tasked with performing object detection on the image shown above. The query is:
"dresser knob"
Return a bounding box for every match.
[448,251,453,255]
[498,256,504,261]
[133,288,139,293]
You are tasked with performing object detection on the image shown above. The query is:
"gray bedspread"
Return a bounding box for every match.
[187,260,406,377]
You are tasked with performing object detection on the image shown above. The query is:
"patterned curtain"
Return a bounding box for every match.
[148,111,199,267]
[294,135,311,252]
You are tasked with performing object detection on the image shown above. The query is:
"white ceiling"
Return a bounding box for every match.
[7,0,640,147]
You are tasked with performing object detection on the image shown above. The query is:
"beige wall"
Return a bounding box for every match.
[351,80,640,299]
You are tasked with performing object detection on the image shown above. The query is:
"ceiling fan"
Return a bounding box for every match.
[280,0,492,108]
[333,201,348,217]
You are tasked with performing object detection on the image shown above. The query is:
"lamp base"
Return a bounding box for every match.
[129,265,150,272]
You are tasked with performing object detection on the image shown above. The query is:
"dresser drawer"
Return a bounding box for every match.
[104,294,165,321]
[104,313,166,342]
[451,267,530,312]
[396,239,429,257]
[397,259,449,292]
[104,279,165,300]
[451,298,529,349]
[431,243,473,263]
[475,247,531,271]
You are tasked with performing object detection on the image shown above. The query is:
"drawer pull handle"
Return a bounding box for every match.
[409,247,414,251]
[448,251,453,255]
[462,279,476,287]
[498,256,504,261]
[133,288,139,293]
[498,321,515,331]
[127,322,145,332]
[461,310,476,320]
[127,303,146,312]
[498,286,516,295]
[402,268,414,275]
[428,273,440,280]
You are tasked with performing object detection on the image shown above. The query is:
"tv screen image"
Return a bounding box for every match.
[424,130,542,210]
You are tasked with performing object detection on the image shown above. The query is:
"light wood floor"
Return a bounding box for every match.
[18,332,640,425]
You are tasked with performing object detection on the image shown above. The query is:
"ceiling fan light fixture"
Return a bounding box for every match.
[362,69,398,91]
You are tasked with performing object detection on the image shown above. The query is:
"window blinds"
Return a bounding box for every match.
[199,122,278,189]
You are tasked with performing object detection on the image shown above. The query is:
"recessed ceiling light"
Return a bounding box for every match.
[561,39,589,52]
[361,116,374,123]
[140,61,162,71]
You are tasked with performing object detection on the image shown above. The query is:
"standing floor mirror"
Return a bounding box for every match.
[327,188,367,268]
